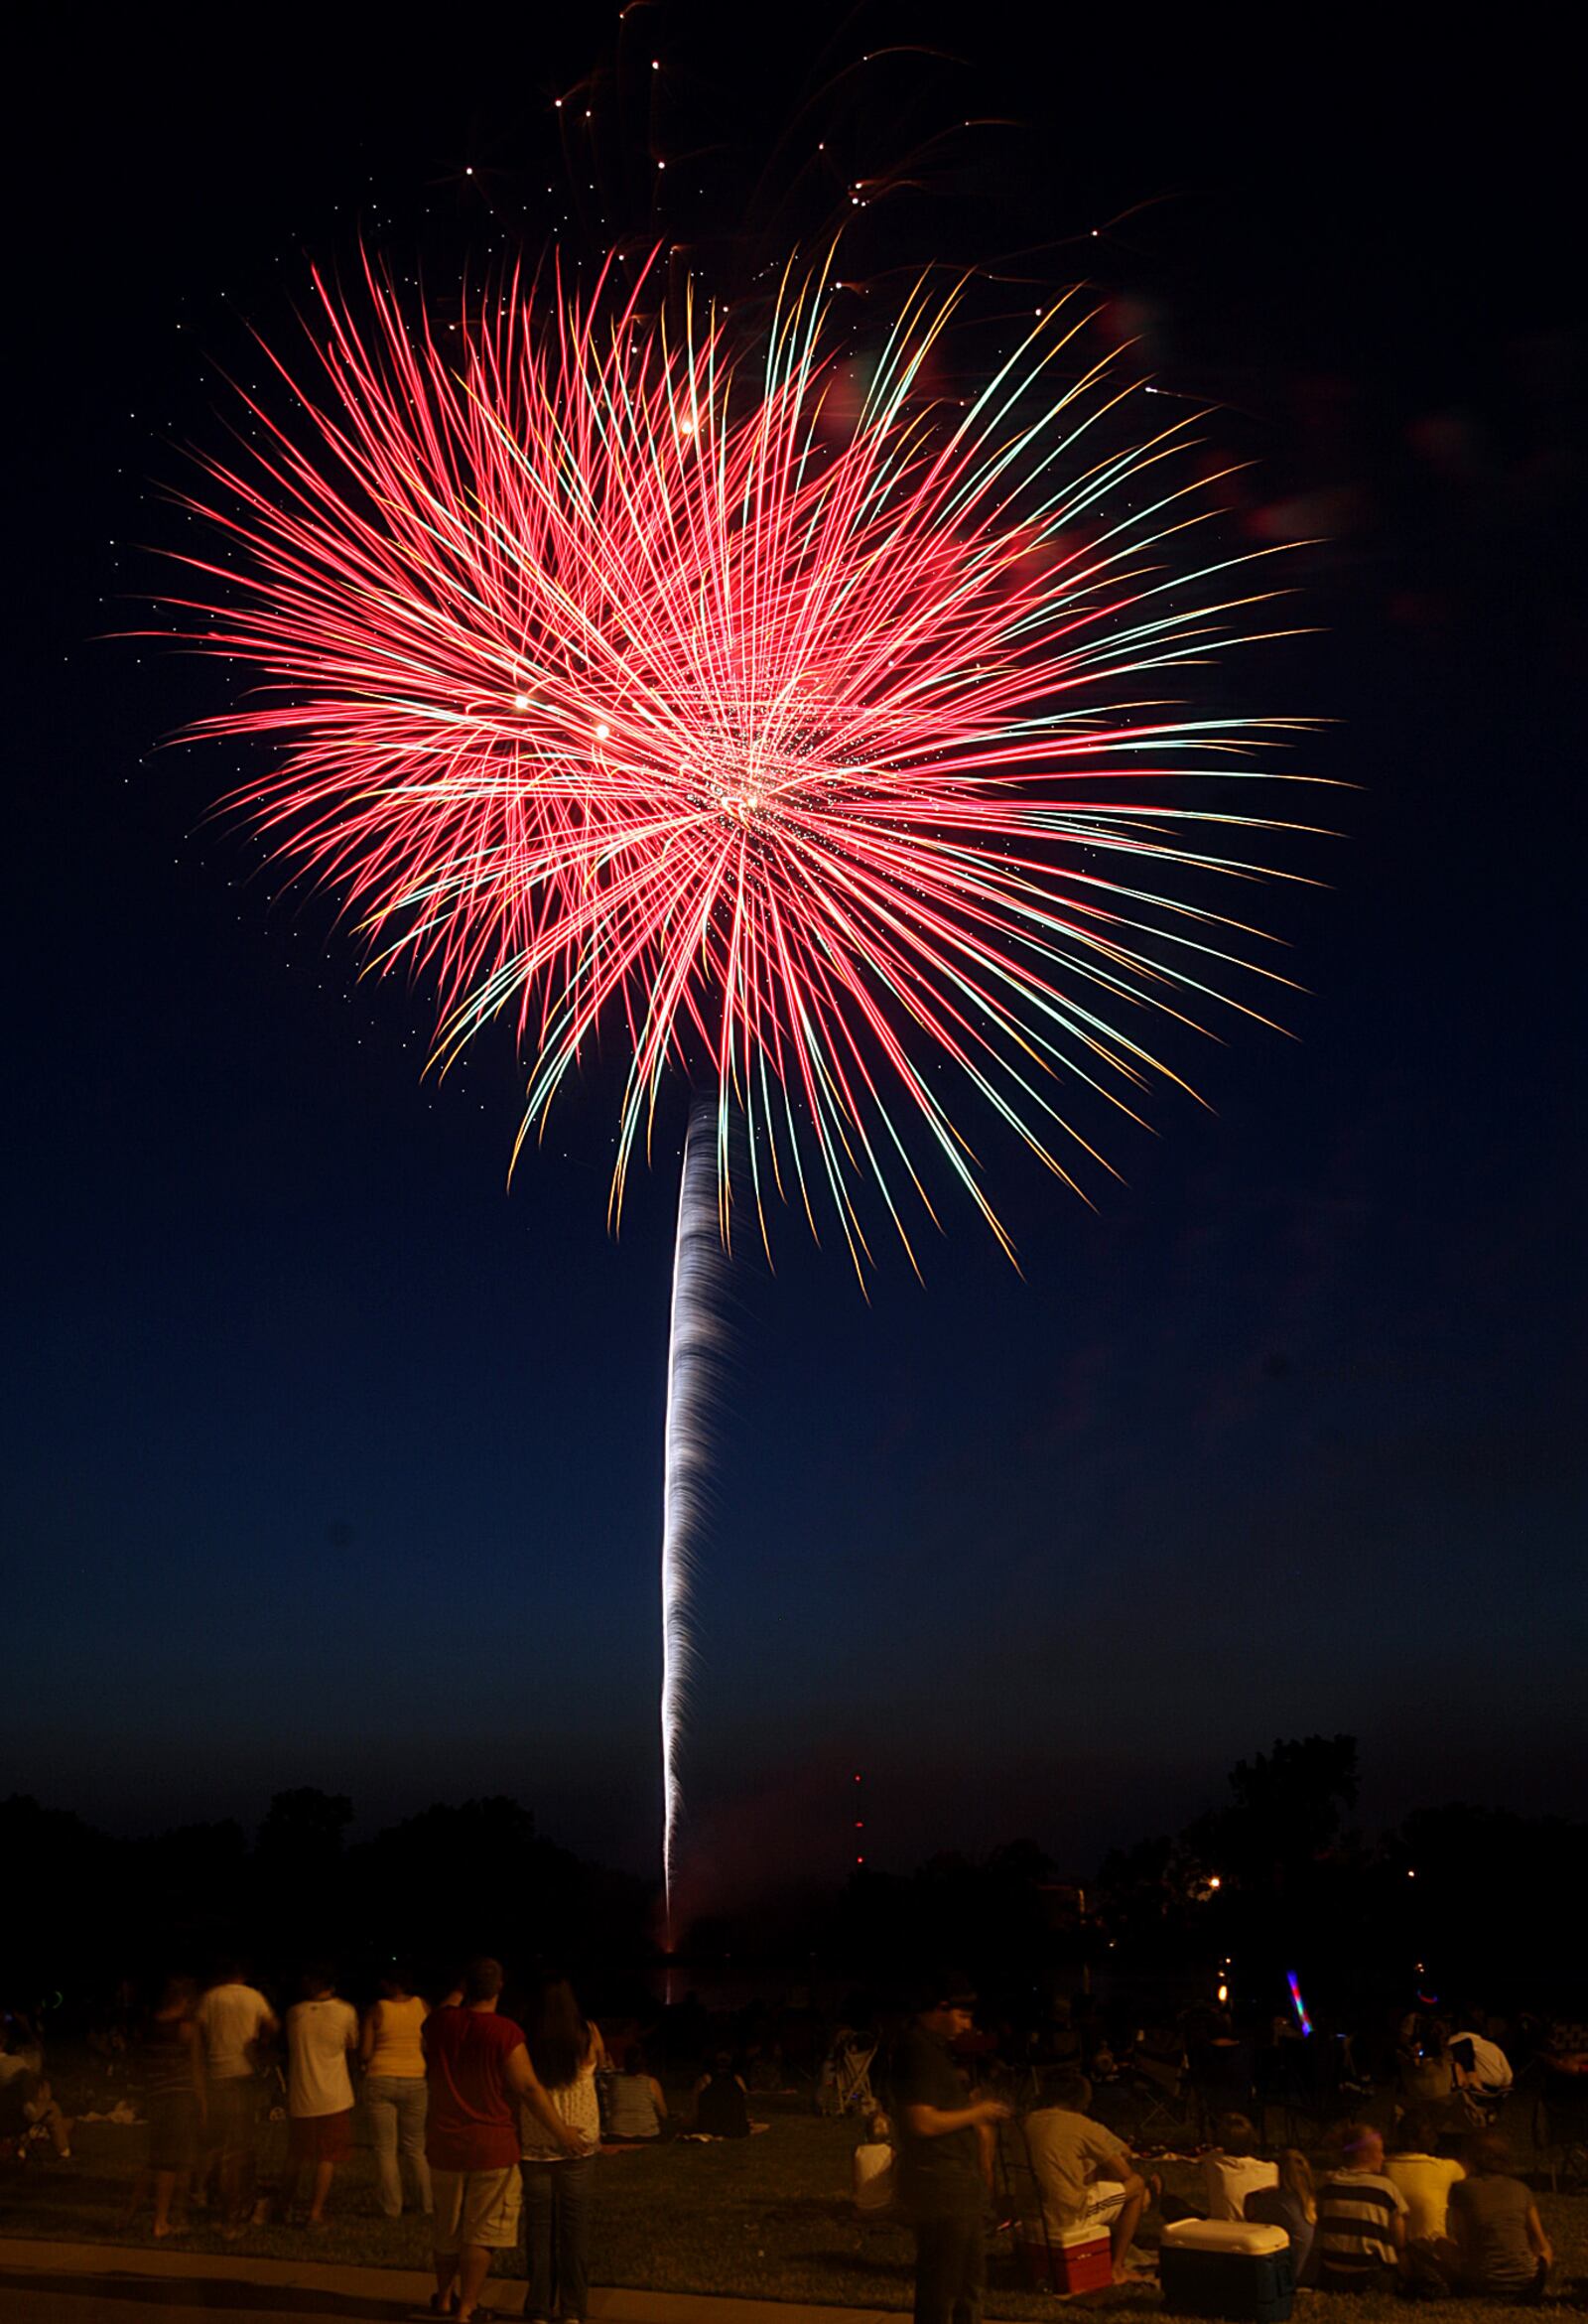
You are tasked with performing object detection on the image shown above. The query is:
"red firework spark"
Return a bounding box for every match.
[166,248,1308,1272]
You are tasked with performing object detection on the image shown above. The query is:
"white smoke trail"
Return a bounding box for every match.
[659,1099,732,1941]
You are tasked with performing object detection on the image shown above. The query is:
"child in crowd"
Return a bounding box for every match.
[1244,2148,1317,2279]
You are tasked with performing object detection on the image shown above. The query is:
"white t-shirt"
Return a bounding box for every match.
[1453,2032,1512,2091]
[1203,2153,1280,2221]
[286,1996,357,2118]
[196,1982,275,2081]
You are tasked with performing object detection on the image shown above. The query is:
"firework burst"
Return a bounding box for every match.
[169,247,1307,1277]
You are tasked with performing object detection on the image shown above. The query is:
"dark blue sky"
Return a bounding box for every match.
[6,5,1583,1910]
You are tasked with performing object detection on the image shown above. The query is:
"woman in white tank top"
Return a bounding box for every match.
[520,1980,606,2324]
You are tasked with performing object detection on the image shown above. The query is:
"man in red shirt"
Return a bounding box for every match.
[424,1957,583,2321]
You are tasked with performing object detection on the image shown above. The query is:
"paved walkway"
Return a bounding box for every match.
[0,2237,913,2324]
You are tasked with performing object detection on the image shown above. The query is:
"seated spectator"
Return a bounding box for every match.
[694,2052,751,2137]
[1045,1998,1083,2070]
[1131,2021,1185,2098]
[1449,2132,1551,2302]
[1385,2110,1466,2296]
[1313,2124,1408,2293]
[1450,2028,1513,2119]
[1018,2068,1150,2286]
[0,2018,72,2161]
[1387,2109,1465,2242]
[853,2109,896,2214]
[1399,2026,1457,2118]
[1202,2113,1278,2221]
[601,2052,668,2141]
[1244,2148,1316,2280]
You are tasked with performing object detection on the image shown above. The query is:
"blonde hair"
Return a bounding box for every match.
[1278,2147,1316,2224]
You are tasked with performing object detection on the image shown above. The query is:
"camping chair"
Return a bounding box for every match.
[1124,2059,1199,2151]
[816,2027,879,2118]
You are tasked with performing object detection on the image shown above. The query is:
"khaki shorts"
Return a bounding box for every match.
[432,2164,522,2252]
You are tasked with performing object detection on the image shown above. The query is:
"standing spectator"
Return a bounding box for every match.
[520,1978,606,2324]
[1201,2114,1278,2221]
[891,1975,1011,2324]
[361,1965,432,2219]
[1313,2124,1408,2293]
[124,1978,205,2237]
[1449,2132,1552,2300]
[195,1961,277,2235]
[279,1965,358,2228]
[1017,2068,1151,2285]
[424,1957,582,2324]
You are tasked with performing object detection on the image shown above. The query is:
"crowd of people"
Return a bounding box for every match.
[861,1980,1571,2323]
[4,1968,1581,2322]
[3,1958,692,2324]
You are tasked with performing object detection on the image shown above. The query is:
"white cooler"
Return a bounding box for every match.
[1158,2218,1294,2321]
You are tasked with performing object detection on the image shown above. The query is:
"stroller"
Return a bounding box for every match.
[817,2026,879,2118]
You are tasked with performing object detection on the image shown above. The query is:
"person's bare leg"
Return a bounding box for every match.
[118,2167,150,2229]
[433,2252,460,2311]
[1111,2181,1146,2282]
[152,2169,178,2234]
[454,2242,492,2320]
[308,2159,335,2224]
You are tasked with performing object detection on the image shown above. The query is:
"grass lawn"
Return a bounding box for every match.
[3,2088,1584,2321]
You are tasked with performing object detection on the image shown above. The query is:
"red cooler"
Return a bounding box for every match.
[1016,2223,1114,2292]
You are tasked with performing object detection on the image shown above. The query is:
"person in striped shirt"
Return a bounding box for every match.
[1313,2124,1408,2292]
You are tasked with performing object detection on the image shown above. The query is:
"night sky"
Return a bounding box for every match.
[7,6,1583,1913]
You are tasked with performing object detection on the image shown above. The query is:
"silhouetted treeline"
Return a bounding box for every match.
[7,1739,1585,2032]
[645,1740,1588,2027]
[1,1789,651,2012]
